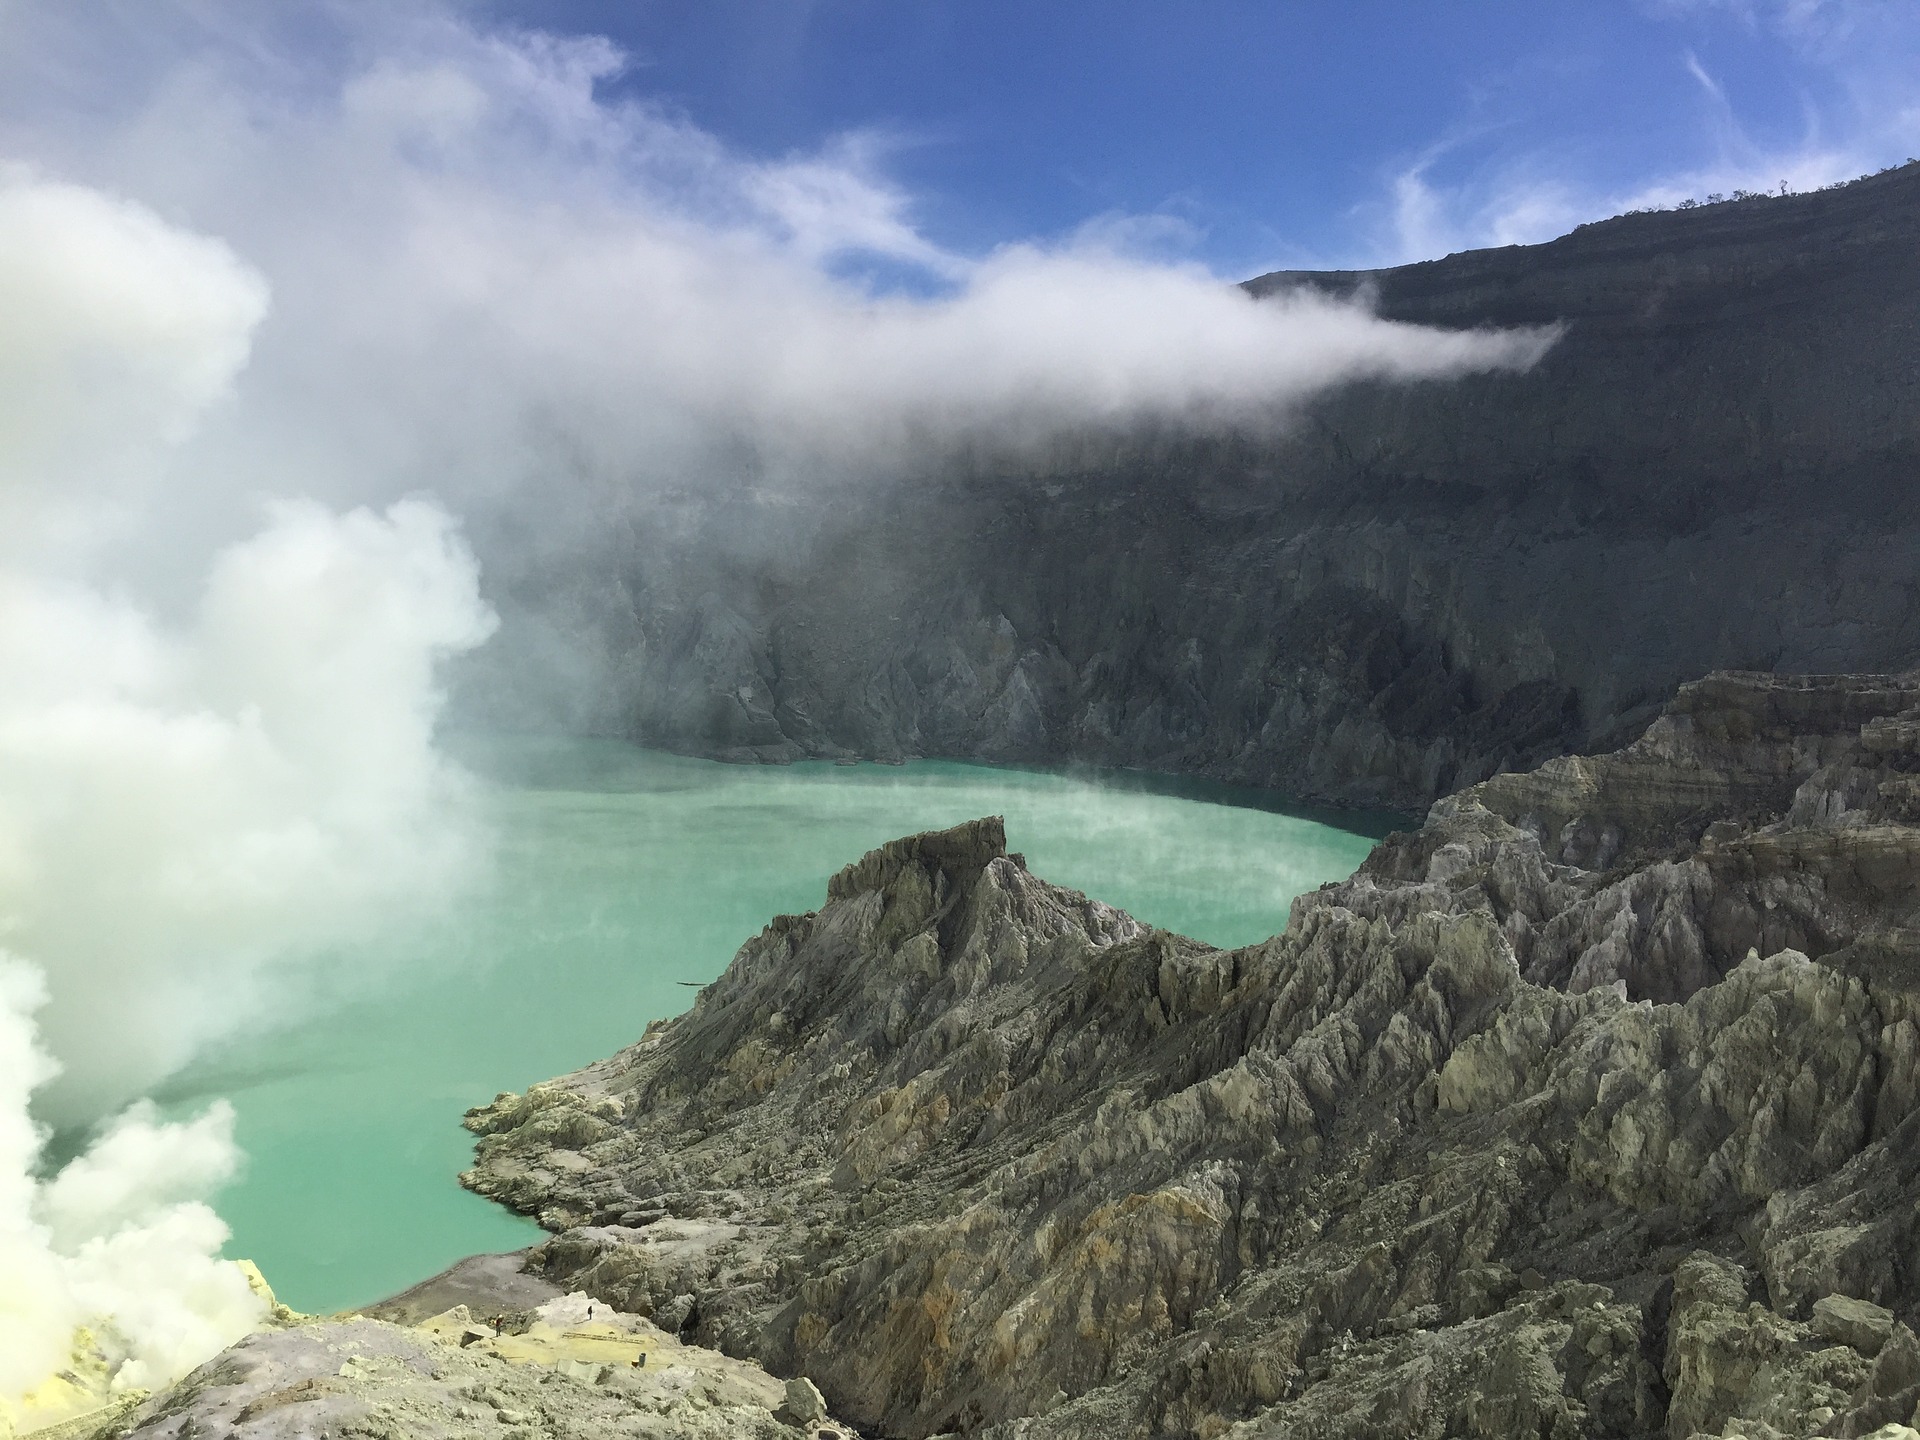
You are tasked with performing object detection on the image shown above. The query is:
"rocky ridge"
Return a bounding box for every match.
[460,669,1920,1438]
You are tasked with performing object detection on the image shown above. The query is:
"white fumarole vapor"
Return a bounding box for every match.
[0,170,495,1413]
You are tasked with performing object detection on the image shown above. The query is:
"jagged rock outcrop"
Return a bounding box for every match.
[461,670,1920,1438]
[463,164,1920,808]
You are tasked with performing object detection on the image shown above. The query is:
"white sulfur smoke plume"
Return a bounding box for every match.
[0,166,498,1125]
[0,165,495,1403]
[0,496,498,1122]
[0,957,267,1408]
[0,172,262,526]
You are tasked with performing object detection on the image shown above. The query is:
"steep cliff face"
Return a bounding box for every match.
[484,163,1920,808]
[462,670,1920,1439]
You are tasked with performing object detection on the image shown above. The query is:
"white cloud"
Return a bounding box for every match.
[742,131,968,278]
[0,3,1556,547]
[1683,49,1730,107]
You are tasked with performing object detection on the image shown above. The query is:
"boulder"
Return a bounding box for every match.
[1816,1296,1898,1358]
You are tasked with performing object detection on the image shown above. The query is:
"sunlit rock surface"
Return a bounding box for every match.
[104,1290,855,1440]
[457,670,1920,1438]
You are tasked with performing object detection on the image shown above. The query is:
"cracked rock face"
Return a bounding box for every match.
[459,670,1920,1438]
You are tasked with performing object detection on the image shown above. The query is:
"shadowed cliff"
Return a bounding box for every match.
[472,162,1920,809]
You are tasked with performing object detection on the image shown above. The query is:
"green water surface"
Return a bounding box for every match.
[169,739,1398,1314]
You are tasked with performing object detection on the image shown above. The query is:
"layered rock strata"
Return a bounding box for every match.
[462,669,1920,1438]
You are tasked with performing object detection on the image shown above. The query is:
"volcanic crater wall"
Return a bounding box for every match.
[482,163,1920,809]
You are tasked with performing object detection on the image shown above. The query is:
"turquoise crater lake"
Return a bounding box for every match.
[163,738,1399,1314]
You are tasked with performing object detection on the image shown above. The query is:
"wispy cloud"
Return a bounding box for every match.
[1366,0,1920,264]
[741,131,970,279]
[1683,49,1729,107]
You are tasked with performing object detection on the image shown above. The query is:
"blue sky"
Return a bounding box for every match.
[474,0,1920,275]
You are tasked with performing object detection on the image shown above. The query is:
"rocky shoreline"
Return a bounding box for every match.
[106,668,1920,1437]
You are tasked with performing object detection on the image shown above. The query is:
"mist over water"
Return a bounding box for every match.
[170,737,1395,1315]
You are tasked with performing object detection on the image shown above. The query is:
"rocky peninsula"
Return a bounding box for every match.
[455,668,1920,1438]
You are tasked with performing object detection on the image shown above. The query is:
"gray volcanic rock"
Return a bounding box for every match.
[109,1297,858,1440]
[461,670,1920,1438]
[465,163,1920,810]
[359,1250,563,1327]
